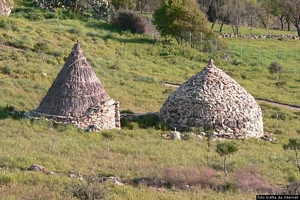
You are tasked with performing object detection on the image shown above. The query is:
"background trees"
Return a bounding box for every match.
[30,0,300,36]
[278,0,300,36]
[153,0,214,45]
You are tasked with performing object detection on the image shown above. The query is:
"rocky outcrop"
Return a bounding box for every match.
[160,59,264,138]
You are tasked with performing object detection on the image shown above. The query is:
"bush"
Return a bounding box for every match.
[128,122,139,130]
[231,58,244,66]
[198,166,217,188]
[234,165,269,193]
[112,10,149,34]
[268,61,283,74]
[68,175,109,199]
[1,66,11,75]
[162,166,190,187]
[284,181,300,195]
[162,166,205,188]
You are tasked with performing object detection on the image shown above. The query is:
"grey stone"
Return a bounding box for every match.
[160,59,264,139]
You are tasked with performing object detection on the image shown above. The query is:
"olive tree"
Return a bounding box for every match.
[153,0,214,45]
[268,61,283,82]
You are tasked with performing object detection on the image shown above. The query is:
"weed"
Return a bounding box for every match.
[283,181,300,195]
[68,176,109,200]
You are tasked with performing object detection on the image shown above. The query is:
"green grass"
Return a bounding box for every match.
[0,2,300,199]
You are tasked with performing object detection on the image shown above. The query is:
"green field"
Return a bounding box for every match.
[0,2,300,199]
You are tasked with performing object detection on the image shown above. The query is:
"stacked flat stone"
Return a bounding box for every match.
[160,59,264,138]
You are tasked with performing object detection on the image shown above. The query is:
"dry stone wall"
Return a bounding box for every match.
[160,59,264,139]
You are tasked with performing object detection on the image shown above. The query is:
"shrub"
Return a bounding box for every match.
[0,174,14,185]
[162,166,203,187]
[128,122,139,130]
[34,41,50,53]
[120,118,129,128]
[198,166,217,188]
[112,10,149,34]
[1,66,11,75]
[268,61,283,74]
[120,110,135,114]
[284,181,300,195]
[68,175,109,199]
[234,165,269,193]
[231,58,244,66]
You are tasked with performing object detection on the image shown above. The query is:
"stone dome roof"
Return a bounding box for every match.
[160,59,264,138]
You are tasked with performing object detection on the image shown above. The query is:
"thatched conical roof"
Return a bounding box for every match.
[34,42,111,117]
[160,59,263,138]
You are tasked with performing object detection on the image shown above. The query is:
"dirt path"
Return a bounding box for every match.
[164,82,300,111]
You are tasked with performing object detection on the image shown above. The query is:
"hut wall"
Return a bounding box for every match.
[32,100,121,131]
[76,101,121,130]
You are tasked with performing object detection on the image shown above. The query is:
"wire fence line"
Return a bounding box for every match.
[148,28,300,68]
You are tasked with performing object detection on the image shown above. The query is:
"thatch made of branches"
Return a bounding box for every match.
[35,42,111,117]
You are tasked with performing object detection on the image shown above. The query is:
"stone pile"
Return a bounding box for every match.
[219,33,299,40]
[160,59,264,139]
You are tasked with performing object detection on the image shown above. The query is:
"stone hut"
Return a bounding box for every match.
[160,59,263,139]
[29,41,120,131]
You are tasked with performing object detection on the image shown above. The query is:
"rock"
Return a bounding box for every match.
[170,131,181,140]
[29,164,52,175]
[180,184,192,191]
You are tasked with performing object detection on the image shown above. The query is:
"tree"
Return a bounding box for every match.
[206,0,226,30]
[279,0,300,36]
[87,0,111,21]
[266,0,286,30]
[268,61,283,82]
[283,138,300,173]
[111,0,135,10]
[227,0,249,36]
[252,0,272,29]
[134,0,151,13]
[153,0,214,45]
[216,141,238,177]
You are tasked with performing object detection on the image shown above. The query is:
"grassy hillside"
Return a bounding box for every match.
[0,2,300,199]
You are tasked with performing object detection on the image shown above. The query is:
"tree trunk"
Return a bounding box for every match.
[219,21,224,33]
[231,24,235,35]
[277,15,284,30]
[286,19,291,31]
[211,22,215,29]
[297,24,300,37]
[296,149,300,173]
[224,156,228,177]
